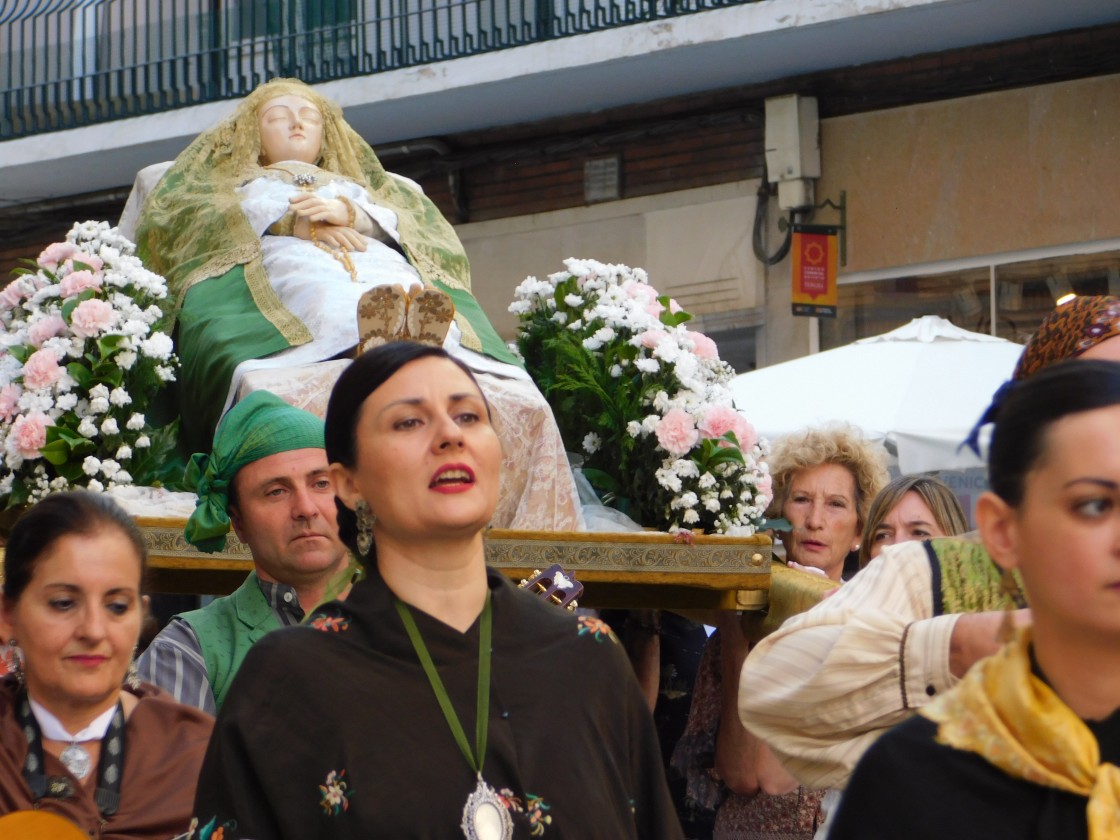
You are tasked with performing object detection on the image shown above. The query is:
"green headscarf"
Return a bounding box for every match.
[184,391,325,553]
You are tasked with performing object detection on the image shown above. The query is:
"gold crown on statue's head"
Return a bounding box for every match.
[356,285,455,355]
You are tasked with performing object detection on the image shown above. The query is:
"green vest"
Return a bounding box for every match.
[178,571,283,713]
[924,537,1028,616]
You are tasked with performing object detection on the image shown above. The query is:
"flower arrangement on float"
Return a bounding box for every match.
[0,221,180,508]
[510,258,771,534]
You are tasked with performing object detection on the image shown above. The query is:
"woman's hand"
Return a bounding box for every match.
[291,214,368,251]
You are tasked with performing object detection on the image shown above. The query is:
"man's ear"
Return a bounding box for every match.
[329,462,359,512]
[228,501,246,544]
[975,491,1020,572]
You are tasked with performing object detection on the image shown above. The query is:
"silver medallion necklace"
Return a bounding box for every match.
[395,591,512,840]
[28,696,116,780]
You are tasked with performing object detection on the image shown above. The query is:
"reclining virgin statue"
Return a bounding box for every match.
[128,77,581,529]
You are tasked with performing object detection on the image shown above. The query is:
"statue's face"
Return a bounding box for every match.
[258,94,324,165]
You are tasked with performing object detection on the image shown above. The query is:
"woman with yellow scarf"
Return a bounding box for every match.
[829,359,1120,840]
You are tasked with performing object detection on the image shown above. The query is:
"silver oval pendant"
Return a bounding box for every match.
[59,742,91,780]
[461,777,513,840]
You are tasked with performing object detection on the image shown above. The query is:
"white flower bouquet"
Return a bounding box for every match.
[0,221,180,507]
[510,258,771,534]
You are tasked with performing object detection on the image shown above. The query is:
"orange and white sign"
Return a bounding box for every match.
[791,224,838,317]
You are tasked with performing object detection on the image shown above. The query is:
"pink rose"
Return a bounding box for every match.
[69,299,116,338]
[22,348,63,390]
[0,384,22,421]
[641,330,669,349]
[64,252,104,273]
[655,408,700,457]
[27,314,67,348]
[757,473,773,500]
[59,269,103,298]
[10,412,51,459]
[0,282,26,310]
[36,242,80,270]
[686,330,719,360]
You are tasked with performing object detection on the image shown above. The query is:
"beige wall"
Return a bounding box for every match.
[820,73,1120,274]
[458,181,765,341]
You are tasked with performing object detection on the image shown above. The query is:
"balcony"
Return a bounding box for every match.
[1,0,763,142]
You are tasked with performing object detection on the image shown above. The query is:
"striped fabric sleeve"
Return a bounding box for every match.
[137,618,218,716]
[736,540,961,790]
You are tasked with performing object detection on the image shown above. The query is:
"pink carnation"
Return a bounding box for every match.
[27,314,67,347]
[36,242,80,270]
[646,297,684,321]
[655,408,700,457]
[9,412,51,459]
[757,473,773,500]
[698,406,757,450]
[624,282,657,304]
[22,348,64,390]
[686,330,719,360]
[69,299,116,338]
[0,384,22,421]
[59,269,103,298]
[0,282,26,310]
[64,252,104,273]
[641,330,669,350]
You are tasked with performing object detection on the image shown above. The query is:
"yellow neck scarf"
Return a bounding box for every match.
[921,629,1120,840]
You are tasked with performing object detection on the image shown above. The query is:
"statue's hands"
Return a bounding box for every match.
[289,194,350,227]
[312,225,367,251]
[288,195,368,251]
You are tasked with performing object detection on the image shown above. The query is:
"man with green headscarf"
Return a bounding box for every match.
[138,390,351,714]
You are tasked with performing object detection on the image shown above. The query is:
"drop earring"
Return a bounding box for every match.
[355,498,376,557]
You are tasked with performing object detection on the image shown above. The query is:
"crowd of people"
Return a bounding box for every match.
[1,76,1118,839]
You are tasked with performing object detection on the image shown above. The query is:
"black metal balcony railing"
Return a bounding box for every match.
[1,0,750,141]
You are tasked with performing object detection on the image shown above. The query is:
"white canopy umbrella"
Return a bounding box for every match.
[730,315,1024,473]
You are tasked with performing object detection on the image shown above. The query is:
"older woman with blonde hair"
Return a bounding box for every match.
[767,424,890,582]
[673,424,888,839]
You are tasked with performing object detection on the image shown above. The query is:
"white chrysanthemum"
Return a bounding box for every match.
[654,467,682,493]
[56,393,78,411]
[77,417,98,438]
[135,434,151,448]
[109,387,131,407]
[582,432,601,455]
[115,445,132,460]
[141,332,174,360]
[82,456,101,476]
[116,350,137,370]
[86,478,105,492]
[626,420,644,438]
[682,509,700,525]
[100,417,119,436]
[634,358,660,374]
[699,472,717,489]
[89,397,110,414]
[155,365,176,381]
[100,459,121,478]
[126,412,145,430]
[609,364,623,378]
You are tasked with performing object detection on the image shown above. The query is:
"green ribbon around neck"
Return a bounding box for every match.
[394,592,493,776]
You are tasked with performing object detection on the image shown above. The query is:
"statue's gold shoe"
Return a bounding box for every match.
[356,284,408,355]
[406,288,455,346]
